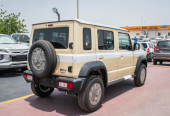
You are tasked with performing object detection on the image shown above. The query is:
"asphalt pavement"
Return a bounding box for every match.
[0,69,32,102]
[0,62,170,116]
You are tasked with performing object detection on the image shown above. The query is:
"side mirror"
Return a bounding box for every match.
[134,43,140,50]
[26,40,30,43]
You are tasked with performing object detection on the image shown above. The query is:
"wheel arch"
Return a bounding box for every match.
[135,55,147,76]
[79,61,108,88]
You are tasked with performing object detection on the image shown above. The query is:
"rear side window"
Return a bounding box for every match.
[12,34,21,42]
[118,33,132,50]
[158,41,170,47]
[141,43,148,48]
[83,28,91,50]
[21,35,30,43]
[98,30,114,50]
[148,43,151,48]
[33,27,69,49]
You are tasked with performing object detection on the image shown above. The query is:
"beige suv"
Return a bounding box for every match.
[23,19,147,112]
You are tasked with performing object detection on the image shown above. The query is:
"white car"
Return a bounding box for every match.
[11,33,30,46]
[0,34,29,71]
[138,42,154,62]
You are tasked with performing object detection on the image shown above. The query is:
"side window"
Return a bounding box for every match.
[98,30,114,50]
[83,28,92,50]
[12,34,21,42]
[21,35,30,42]
[148,43,151,48]
[118,33,132,50]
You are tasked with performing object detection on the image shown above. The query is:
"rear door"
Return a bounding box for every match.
[31,21,74,77]
[117,33,134,79]
[95,27,118,82]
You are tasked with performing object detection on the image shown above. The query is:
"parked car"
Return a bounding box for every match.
[0,34,29,71]
[138,42,154,62]
[150,40,158,47]
[11,33,30,46]
[159,35,167,40]
[23,19,147,112]
[153,40,170,65]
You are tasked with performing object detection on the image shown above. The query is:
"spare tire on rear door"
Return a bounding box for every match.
[28,40,57,78]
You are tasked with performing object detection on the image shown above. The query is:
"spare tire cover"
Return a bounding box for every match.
[28,40,57,78]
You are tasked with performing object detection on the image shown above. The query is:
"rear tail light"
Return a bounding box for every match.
[24,74,33,81]
[58,81,73,89]
[147,48,150,53]
[154,43,160,51]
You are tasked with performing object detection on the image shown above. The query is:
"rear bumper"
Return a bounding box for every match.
[23,70,86,94]
[153,53,170,61]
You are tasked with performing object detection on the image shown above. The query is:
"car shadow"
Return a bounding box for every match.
[0,69,23,78]
[25,79,136,115]
[149,62,170,66]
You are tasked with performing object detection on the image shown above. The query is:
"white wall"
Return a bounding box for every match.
[129,29,170,39]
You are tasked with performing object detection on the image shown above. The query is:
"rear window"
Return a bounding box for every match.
[158,41,170,47]
[141,43,148,48]
[32,27,69,49]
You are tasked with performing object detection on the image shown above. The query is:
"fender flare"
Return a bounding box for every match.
[79,61,108,87]
[134,55,147,76]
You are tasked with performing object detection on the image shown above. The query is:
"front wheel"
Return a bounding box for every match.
[153,59,157,65]
[134,64,146,86]
[31,83,54,97]
[78,76,104,112]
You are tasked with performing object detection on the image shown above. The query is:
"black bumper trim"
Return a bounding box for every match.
[23,70,86,94]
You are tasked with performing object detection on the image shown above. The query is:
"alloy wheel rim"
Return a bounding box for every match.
[89,83,102,106]
[31,48,46,71]
[140,68,146,83]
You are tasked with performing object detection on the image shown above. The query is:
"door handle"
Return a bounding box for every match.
[120,54,124,59]
[99,55,104,60]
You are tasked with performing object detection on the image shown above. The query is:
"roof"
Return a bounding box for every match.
[33,19,128,31]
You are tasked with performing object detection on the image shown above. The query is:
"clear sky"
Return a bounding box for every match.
[1,0,170,32]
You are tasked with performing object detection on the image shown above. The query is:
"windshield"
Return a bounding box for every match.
[141,43,148,48]
[158,41,170,47]
[33,27,69,49]
[0,35,17,44]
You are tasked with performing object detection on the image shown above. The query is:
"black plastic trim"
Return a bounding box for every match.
[107,78,125,86]
[79,61,107,77]
[23,70,86,94]
[134,55,147,77]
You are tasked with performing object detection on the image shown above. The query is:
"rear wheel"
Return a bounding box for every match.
[78,75,104,112]
[31,83,54,97]
[134,64,146,86]
[159,61,162,65]
[153,59,157,65]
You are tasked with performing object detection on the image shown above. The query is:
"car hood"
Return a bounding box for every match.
[0,44,29,50]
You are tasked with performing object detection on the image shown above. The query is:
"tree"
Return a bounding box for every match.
[0,5,28,34]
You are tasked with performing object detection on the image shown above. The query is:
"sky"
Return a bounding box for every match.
[1,0,170,32]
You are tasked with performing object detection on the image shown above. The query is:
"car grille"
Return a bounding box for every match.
[160,50,170,53]
[12,55,27,61]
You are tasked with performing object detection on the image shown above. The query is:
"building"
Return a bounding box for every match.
[121,25,170,39]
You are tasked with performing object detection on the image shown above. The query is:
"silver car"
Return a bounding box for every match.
[0,34,29,71]
[153,40,170,65]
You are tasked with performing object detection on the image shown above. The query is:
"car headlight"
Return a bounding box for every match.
[0,49,9,53]
[0,55,3,60]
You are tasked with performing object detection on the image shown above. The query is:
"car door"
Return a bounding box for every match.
[95,27,118,82]
[117,32,134,79]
